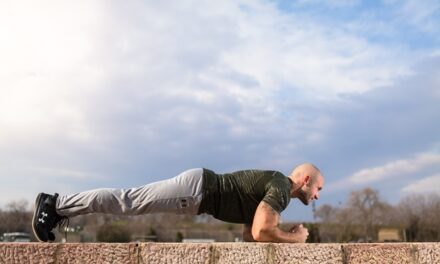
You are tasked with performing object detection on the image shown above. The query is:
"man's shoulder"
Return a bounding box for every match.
[266,174,290,187]
[269,170,287,177]
[262,170,288,182]
[241,169,286,177]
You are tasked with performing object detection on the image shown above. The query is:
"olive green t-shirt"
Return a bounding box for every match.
[198,168,292,224]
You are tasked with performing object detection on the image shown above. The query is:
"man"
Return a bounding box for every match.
[32,163,324,243]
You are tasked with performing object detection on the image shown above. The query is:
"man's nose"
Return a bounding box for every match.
[315,193,319,200]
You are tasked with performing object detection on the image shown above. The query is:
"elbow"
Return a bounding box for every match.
[252,228,273,242]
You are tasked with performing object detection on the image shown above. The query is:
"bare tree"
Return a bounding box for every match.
[315,204,335,223]
[315,188,395,242]
[0,200,32,234]
[346,188,390,241]
[315,203,357,242]
[397,193,440,241]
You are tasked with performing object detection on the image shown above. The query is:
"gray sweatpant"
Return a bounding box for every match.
[56,168,204,217]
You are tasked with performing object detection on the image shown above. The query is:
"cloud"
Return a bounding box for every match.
[32,167,105,180]
[0,0,415,157]
[0,0,439,220]
[295,0,360,8]
[349,153,440,184]
[402,174,440,193]
[302,54,440,207]
[398,0,440,34]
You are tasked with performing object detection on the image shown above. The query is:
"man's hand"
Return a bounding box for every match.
[288,224,309,243]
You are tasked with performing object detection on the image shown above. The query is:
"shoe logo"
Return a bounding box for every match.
[38,211,48,223]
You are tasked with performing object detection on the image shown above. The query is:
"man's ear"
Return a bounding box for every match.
[304,175,310,185]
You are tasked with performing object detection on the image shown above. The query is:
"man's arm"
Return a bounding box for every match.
[251,201,308,243]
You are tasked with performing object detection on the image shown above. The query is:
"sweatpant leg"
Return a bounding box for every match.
[56,168,204,217]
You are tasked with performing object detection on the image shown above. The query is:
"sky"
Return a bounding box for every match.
[0,0,439,221]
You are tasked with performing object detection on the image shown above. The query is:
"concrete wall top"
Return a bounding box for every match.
[0,242,439,264]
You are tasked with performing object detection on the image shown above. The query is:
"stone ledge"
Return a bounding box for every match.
[0,242,438,264]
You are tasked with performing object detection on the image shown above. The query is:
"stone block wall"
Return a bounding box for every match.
[0,242,439,264]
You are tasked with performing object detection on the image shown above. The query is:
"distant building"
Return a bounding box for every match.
[378,228,405,242]
[1,232,31,242]
[182,238,215,243]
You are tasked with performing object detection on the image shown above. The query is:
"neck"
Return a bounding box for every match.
[288,175,303,198]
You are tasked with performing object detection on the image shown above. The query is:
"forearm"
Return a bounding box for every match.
[255,227,304,243]
[251,201,308,243]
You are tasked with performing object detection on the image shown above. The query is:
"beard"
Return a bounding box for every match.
[297,188,311,205]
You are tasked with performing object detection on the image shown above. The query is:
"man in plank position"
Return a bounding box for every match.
[32,163,324,242]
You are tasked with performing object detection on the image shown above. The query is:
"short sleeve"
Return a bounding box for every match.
[262,179,291,213]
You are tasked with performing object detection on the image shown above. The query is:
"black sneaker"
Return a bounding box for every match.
[32,193,66,242]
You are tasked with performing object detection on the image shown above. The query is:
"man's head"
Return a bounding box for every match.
[288,163,324,205]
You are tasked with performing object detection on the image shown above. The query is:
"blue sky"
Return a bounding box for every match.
[0,0,439,221]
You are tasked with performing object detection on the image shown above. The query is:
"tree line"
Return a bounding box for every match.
[315,188,440,242]
[1,189,439,242]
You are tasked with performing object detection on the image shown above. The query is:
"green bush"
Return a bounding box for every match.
[96,221,131,242]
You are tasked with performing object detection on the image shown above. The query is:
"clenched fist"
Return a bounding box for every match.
[289,224,309,243]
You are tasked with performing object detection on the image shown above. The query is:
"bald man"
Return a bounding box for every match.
[32,163,324,242]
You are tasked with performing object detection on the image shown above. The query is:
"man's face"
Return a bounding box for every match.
[298,175,324,206]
